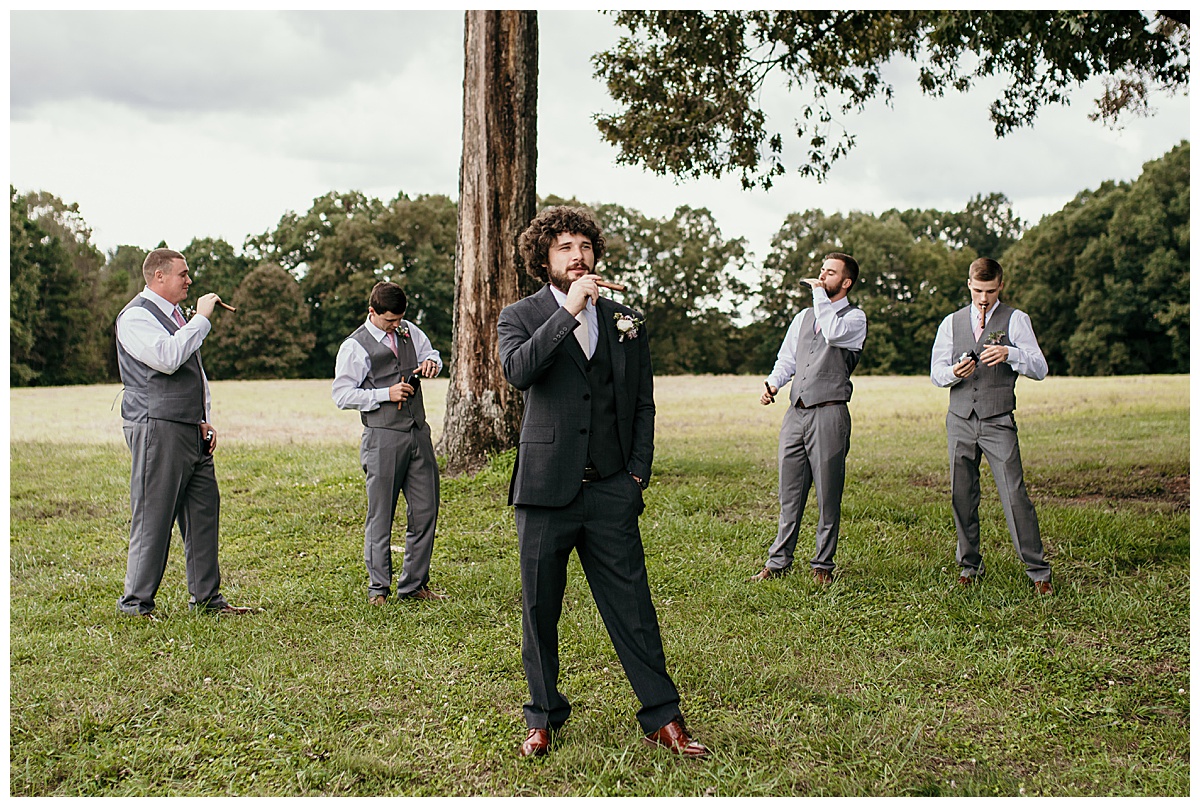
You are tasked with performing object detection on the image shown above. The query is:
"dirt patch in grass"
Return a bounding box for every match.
[13,498,118,523]
[1052,469,1189,510]
[909,468,1189,510]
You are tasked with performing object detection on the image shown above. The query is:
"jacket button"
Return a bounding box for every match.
[579,428,588,435]
[583,394,590,401]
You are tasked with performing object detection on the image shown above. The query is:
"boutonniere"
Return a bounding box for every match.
[613,312,644,341]
[182,306,195,320]
[396,322,411,340]
[985,330,1007,345]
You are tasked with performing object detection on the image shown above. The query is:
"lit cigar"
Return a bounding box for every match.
[596,279,627,293]
[217,301,237,312]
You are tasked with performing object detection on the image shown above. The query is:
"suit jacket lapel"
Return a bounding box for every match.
[534,285,588,374]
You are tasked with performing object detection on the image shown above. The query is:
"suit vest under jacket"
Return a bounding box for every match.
[583,322,625,477]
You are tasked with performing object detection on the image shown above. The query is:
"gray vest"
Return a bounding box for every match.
[348,323,426,431]
[584,326,624,477]
[115,296,206,424]
[789,304,862,407]
[948,302,1017,419]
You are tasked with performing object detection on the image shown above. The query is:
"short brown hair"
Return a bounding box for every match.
[369,281,407,316]
[826,251,859,288]
[518,205,606,282]
[142,248,185,283]
[969,257,1003,282]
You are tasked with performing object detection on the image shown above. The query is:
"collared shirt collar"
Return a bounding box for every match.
[363,317,393,343]
[971,304,994,324]
[139,286,182,318]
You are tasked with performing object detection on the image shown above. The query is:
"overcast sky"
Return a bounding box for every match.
[10,10,1191,267]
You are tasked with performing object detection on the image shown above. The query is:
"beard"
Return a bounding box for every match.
[548,261,590,293]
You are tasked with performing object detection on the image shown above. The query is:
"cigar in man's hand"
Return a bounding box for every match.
[217,301,237,312]
[596,279,627,293]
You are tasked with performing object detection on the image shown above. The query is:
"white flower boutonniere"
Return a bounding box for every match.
[985,330,1007,345]
[613,312,645,342]
[182,306,195,320]
[396,322,411,340]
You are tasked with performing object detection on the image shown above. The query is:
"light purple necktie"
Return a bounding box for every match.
[172,308,186,328]
[387,331,399,358]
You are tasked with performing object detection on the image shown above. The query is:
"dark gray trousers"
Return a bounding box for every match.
[766,402,851,573]
[947,411,1050,582]
[118,418,226,615]
[361,423,440,599]
[515,472,681,734]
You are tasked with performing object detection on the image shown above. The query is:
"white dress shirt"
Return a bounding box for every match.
[548,284,598,354]
[115,287,212,418]
[765,288,868,391]
[332,318,443,411]
[930,303,1048,388]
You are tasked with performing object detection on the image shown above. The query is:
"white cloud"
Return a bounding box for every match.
[10,10,457,116]
[9,9,1190,265]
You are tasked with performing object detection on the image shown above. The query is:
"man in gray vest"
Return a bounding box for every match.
[931,257,1052,594]
[333,281,445,605]
[115,248,251,618]
[750,252,867,585]
[498,206,708,759]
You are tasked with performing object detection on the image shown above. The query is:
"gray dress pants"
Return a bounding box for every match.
[361,423,440,599]
[947,410,1050,582]
[766,402,851,573]
[118,418,227,614]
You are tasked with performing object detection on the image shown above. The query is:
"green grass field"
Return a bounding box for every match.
[9,374,1189,796]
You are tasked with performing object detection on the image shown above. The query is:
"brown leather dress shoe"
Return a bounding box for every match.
[411,587,447,602]
[368,595,387,606]
[519,727,551,758]
[748,566,782,582]
[643,719,709,759]
[811,568,833,585]
[1033,580,1053,596]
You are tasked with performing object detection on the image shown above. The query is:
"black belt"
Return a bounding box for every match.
[796,399,846,409]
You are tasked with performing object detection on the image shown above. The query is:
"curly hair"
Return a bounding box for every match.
[517,205,606,282]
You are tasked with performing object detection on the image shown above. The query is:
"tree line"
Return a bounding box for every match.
[9,140,1188,387]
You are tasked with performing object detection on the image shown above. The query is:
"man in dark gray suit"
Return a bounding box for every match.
[115,248,251,618]
[497,206,708,759]
[931,257,1052,594]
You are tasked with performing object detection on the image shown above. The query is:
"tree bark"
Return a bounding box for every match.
[438,11,538,474]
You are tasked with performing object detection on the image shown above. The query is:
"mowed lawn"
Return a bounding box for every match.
[9,375,1189,796]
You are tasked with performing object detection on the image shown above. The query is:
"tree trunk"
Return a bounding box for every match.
[438,11,538,475]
